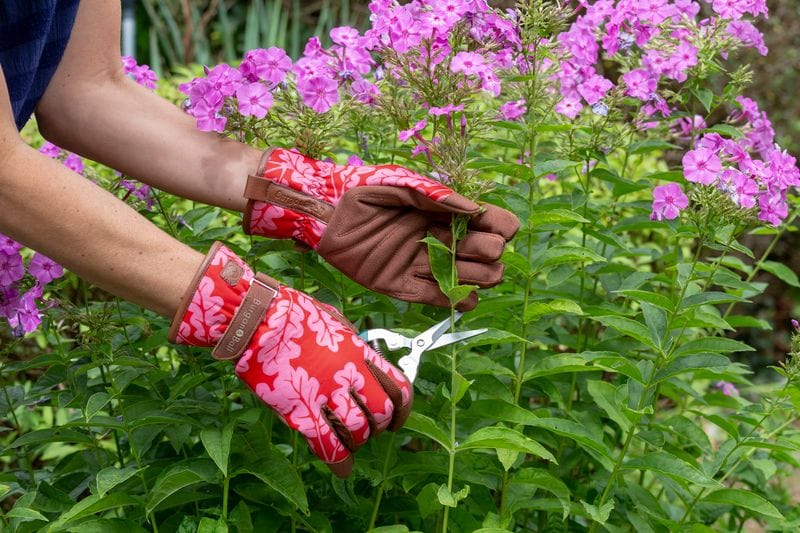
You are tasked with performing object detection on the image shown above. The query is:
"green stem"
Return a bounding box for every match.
[588,238,706,533]
[368,433,397,530]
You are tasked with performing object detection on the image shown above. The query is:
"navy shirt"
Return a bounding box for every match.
[0,0,80,130]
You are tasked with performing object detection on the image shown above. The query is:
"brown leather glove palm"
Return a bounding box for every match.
[243,148,519,310]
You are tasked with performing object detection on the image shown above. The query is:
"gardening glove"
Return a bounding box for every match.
[242,148,520,311]
[169,242,412,478]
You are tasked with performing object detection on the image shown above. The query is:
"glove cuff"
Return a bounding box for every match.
[242,147,333,248]
[169,242,280,361]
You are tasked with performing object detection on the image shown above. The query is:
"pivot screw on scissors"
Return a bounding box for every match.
[359,312,486,383]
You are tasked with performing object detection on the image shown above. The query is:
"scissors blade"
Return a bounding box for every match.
[359,328,411,351]
[397,313,468,382]
[428,328,488,350]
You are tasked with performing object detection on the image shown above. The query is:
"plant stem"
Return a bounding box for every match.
[368,433,396,529]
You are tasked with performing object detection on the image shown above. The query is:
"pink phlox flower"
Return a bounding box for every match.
[732,96,760,123]
[499,99,527,121]
[712,0,748,20]
[719,168,758,209]
[479,70,502,97]
[428,104,464,116]
[792,318,800,331]
[450,51,487,76]
[240,47,292,84]
[292,56,331,81]
[330,26,361,48]
[578,74,613,105]
[39,141,60,158]
[28,252,64,285]
[0,234,22,254]
[683,148,722,185]
[350,78,379,105]
[9,287,42,335]
[347,155,364,166]
[672,0,700,20]
[193,101,228,133]
[651,182,689,221]
[643,49,670,75]
[714,381,739,396]
[726,20,768,55]
[623,69,658,101]
[236,83,273,119]
[206,64,243,97]
[388,8,425,53]
[766,149,800,190]
[667,41,698,82]
[0,250,25,286]
[64,153,84,174]
[129,65,158,90]
[297,76,340,114]
[632,21,659,47]
[0,285,21,321]
[399,119,428,142]
[757,189,788,226]
[696,133,724,153]
[637,0,675,25]
[555,96,584,119]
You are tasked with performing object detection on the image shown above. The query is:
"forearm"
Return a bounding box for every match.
[33,0,260,214]
[0,142,203,317]
[37,74,260,213]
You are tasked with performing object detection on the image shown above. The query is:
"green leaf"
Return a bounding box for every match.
[527,418,613,468]
[594,315,657,349]
[539,246,606,268]
[680,291,748,309]
[656,354,731,382]
[448,284,479,306]
[198,517,229,533]
[623,452,718,487]
[641,303,667,349]
[693,88,714,112]
[201,422,234,477]
[8,428,94,448]
[403,412,451,451]
[614,290,675,312]
[523,353,603,381]
[444,371,472,403]
[96,466,143,498]
[701,489,783,520]
[437,484,470,507]
[367,526,411,533]
[496,449,519,472]
[761,260,800,287]
[237,448,309,515]
[146,460,217,514]
[458,426,555,462]
[581,500,615,524]
[529,209,589,227]
[51,493,140,529]
[466,400,540,426]
[85,392,110,421]
[6,507,48,522]
[524,299,584,323]
[587,380,631,432]
[423,235,474,306]
[533,159,579,178]
[509,468,571,520]
[701,124,743,139]
[673,337,754,357]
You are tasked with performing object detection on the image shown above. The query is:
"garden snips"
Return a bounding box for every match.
[359,312,487,382]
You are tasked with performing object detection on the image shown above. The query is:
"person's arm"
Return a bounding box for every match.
[0,66,202,317]
[35,0,259,213]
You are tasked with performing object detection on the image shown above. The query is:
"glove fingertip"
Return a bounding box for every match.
[327,456,354,479]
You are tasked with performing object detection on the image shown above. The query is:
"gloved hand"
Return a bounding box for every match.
[242,148,519,310]
[170,242,412,477]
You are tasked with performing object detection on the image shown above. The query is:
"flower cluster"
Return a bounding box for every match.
[681,98,800,225]
[181,0,794,228]
[0,234,63,335]
[122,55,158,90]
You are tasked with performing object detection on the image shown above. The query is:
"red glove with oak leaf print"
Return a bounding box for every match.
[242,148,519,310]
[170,242,412,477]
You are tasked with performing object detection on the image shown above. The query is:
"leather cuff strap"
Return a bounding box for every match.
[244,174,335,222]
[211,273,279,361]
